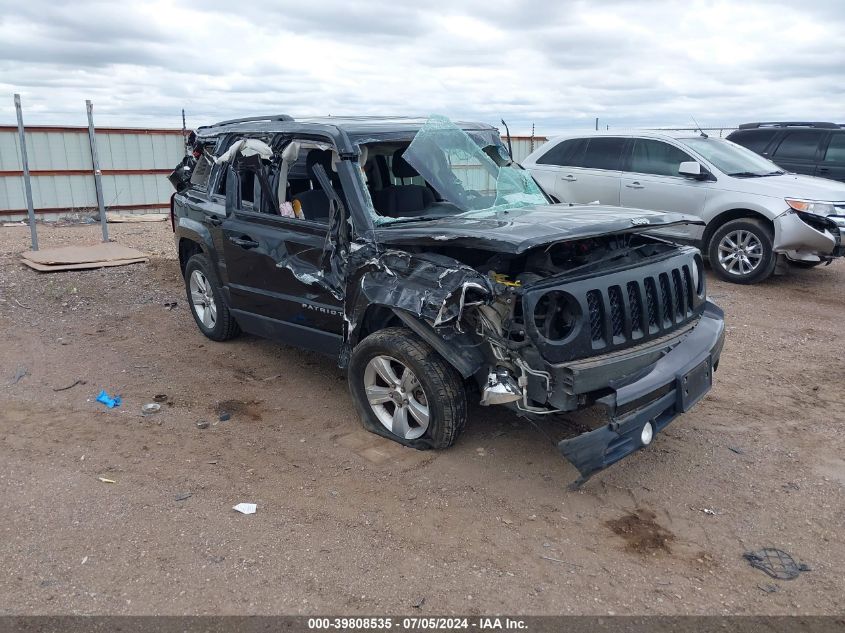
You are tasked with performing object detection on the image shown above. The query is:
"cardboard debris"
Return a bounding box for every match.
[106,212,168,223]
[20,243,149,272]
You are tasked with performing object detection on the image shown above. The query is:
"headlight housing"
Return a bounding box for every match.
[785,198,836,216]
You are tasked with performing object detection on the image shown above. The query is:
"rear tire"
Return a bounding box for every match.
[707,218,776,284]
[184,254,240,341]
[348,327,467,450]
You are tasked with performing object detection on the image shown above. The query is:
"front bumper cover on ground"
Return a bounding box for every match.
[558,301,725,487]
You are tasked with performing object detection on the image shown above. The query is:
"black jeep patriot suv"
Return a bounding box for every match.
[169,114,725,484]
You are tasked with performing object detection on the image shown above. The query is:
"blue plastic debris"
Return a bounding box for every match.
[96,389,122,408]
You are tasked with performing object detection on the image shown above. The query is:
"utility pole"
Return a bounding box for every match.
[13,94,38,251]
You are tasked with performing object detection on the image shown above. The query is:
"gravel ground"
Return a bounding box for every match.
[0,221,843,615]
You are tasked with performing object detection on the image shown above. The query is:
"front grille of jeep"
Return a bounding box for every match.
[587,266,694,347]
[584,264,696,349]
[525,250,704,364]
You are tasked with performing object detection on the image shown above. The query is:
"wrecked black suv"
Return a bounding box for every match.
[169,114,725,485]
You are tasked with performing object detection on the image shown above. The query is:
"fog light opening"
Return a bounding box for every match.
[640,421,654,446]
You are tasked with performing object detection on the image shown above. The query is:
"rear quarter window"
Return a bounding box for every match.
[824,133,845,163]
[189,155,213,189]
[773,131,823,160]
[729,130,775,154]
[536,138,587,167]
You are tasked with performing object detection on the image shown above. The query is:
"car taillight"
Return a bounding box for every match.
[169,193,176,232]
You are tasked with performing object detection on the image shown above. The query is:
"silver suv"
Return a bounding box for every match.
[523,131,845,283]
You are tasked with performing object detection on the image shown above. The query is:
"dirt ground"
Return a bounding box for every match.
[0,221,843,616]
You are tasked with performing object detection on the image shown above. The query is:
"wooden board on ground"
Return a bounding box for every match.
[106,213,168,223]
[20,243,149,272]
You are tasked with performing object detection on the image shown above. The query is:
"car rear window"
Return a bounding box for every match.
[824,133,845,163]
[190,155,213,189]
[536,138,587,167]
[773,131,822,160]
[729,129,774,154]
[581,137,625,170]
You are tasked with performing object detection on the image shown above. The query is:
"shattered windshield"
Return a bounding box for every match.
[366,115,548,224]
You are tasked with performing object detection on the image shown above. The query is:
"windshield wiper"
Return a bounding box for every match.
[728,171,766,178]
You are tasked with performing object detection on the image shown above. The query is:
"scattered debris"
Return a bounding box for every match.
[196,420,210,430]
[540,555,583,568]
[743,548,811,580]
[153,394,168,403]
[14,299,31,310]
[728,446,745,455]
[106,212,168,223]
[81,556,88,565]
[53,379,86,392]
[175,492,193,502]
[218,412,231,422]
[141,403,161,414]
[163,301,178,310]
[782,482,800,492]
[700,508,717,516]
[98,477,116,484]
[233,503,257,515]
[207,460,218,465]
[95,390,122,408]
[20,243,149,273]
[9,365,28,385]
[757,583,779,594]
[412,597,426,609]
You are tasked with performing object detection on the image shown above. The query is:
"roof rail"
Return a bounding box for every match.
[737,121,840,130]
[197,114,294,131]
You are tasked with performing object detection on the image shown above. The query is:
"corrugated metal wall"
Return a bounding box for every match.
[0,126,185,219]
[0,127,546,220]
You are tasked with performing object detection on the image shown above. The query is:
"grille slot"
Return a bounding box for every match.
[627,281,643,334]
[644,277,659,329]
[672,269,685,318]
[608,286,624,338]
[586,290,604,342]
[659,273,673,325]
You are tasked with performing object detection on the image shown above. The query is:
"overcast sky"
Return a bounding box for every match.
[0,0,842,134]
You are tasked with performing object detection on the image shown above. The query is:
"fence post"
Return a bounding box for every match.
[85,100,109,242]
[13,94,38,251]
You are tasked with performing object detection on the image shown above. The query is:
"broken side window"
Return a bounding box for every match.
[189,154,213,189]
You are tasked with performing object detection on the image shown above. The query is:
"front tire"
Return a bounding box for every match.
[184,254,240,341]
[348,327,467,450]
[707,218,776,284]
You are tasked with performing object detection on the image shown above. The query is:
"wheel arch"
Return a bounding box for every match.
[701,209,774,254]
[178,237,205,274]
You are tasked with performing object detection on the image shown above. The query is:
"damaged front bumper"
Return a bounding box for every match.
[557,301,725,486]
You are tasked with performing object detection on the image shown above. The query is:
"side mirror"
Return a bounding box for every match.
[678,161,709,180]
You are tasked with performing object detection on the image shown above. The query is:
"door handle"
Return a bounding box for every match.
[205,216,223,227]
[818,167,830,173]
[229,236,259,249]
[625,182,644,189]
[562,174,577,182]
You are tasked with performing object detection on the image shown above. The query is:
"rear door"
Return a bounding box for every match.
[817,131,845,183]
[220,147,344,356]
[620,138,709,240]
[770,130,826,176]
[529,137,625,205]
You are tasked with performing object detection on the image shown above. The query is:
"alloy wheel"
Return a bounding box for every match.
[363,355,430,440]
[189,269,217,329]
[717,229,763,276]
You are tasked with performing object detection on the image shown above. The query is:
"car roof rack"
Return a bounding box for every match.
[737,121,841,130]
[197,114,294,131]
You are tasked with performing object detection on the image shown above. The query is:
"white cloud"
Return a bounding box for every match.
[0,0,842,134]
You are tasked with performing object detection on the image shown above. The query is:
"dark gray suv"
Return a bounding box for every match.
[169,113,725,486]
[728,122,845,184]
